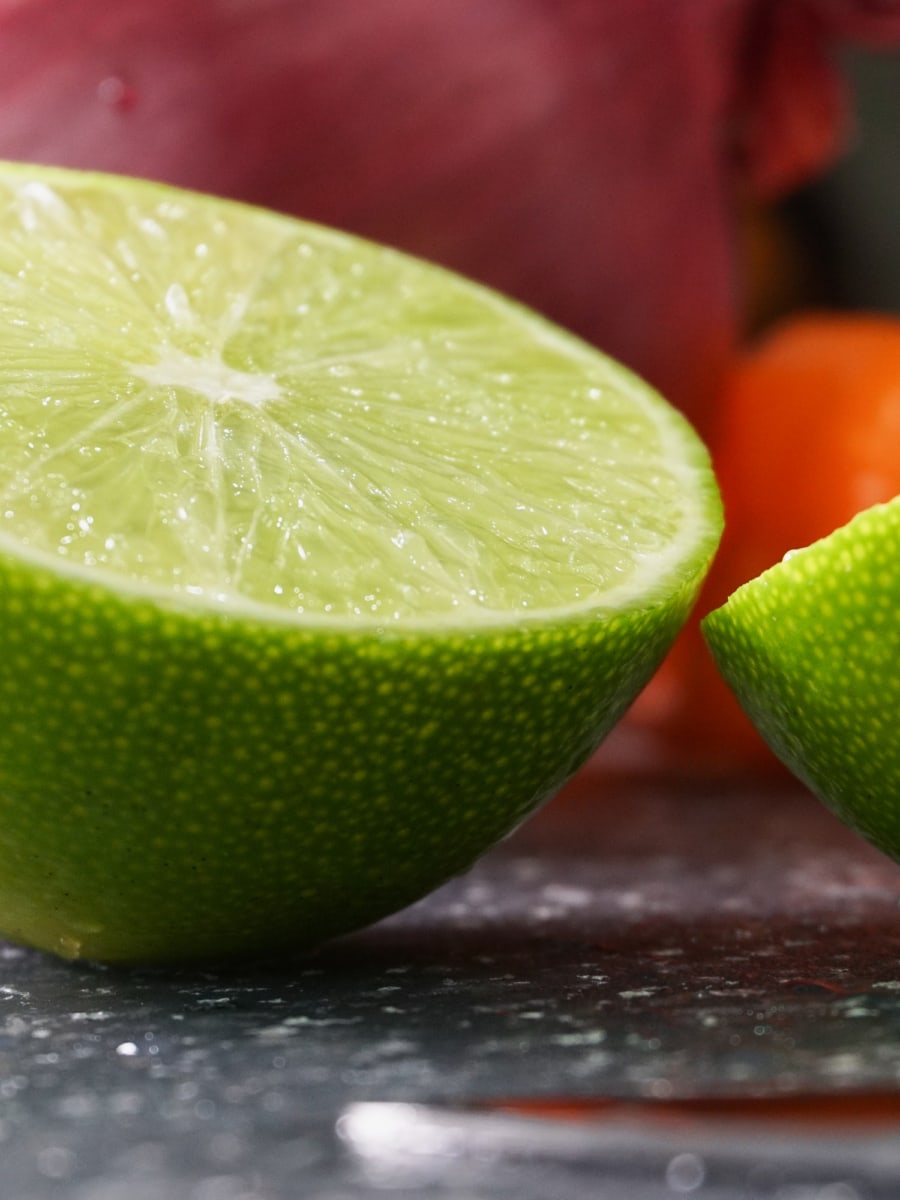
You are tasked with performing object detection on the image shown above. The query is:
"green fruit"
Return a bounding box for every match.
[703,496,900,858]
[0,162,721,962]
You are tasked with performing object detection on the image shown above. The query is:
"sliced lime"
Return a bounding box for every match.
[0,162,721,962]
[703,497,900,856]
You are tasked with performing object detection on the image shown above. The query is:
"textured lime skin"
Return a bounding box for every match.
[0,540,711,963]
[703,497,900,859]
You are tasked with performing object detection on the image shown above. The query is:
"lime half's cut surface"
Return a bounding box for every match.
[0,163,721,962]
[704,497,900,859]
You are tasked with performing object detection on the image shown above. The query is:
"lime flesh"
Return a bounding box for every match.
[0,162,721,962]
[703,497,900,858]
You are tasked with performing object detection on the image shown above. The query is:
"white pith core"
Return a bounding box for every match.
[133,352,282,408]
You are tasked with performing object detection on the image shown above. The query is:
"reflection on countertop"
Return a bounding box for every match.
[2,776,900,1198]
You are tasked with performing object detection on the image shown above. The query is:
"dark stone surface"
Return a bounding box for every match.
[3,775,900,1197]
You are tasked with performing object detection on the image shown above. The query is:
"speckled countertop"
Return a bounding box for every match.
[3,775,900,1198]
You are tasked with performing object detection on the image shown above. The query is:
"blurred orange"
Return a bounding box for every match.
[623,312,900,776]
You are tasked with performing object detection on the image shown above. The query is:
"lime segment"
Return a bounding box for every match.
[703,497,900,856]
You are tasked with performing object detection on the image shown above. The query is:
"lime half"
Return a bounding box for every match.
[703,497,900,857]
[0,162,720,962]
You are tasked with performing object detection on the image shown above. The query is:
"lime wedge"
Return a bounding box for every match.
[703,497,900,856]
[0,162,720,962]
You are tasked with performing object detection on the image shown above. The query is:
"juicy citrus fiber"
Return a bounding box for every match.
[0,162,721,963]
[703,497,900,857]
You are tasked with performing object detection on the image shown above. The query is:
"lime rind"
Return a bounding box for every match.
[0,511,694,962]
[0,160,721,631]
[703,496,900,853]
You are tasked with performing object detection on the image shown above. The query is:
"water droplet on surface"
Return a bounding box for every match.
[36,1145,77,1180]
[665,1152,706,1193]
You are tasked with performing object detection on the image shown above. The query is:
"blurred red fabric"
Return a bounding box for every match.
[1,0,898,426]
